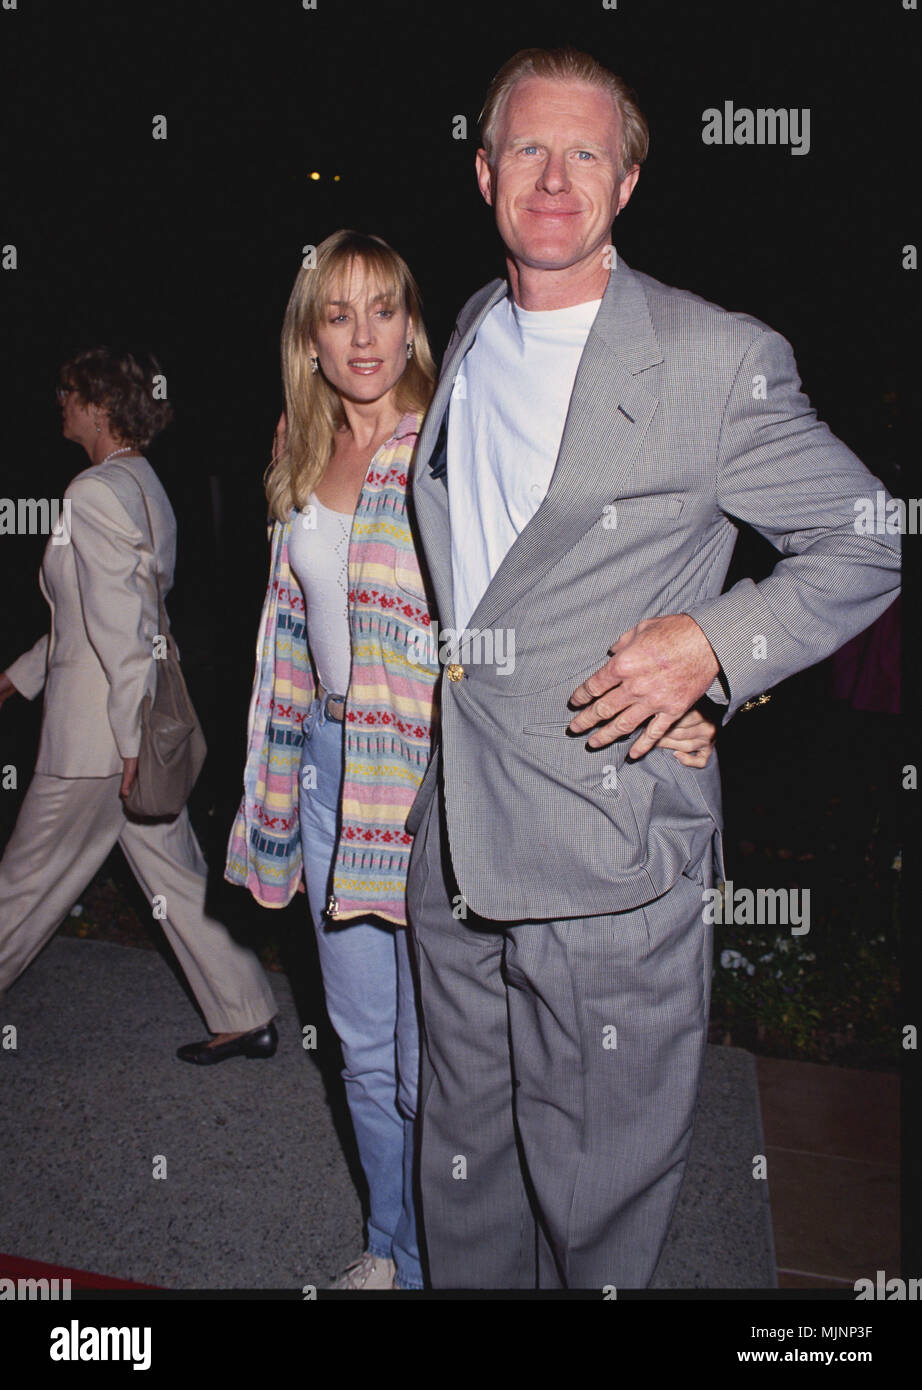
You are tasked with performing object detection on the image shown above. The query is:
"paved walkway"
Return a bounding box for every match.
[0,937,776,1289]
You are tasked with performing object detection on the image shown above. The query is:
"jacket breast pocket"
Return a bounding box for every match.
[607,494,685,524]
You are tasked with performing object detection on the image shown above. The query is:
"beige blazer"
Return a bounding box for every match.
[6,454,177,778]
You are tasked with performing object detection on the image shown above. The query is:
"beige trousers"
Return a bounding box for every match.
[0,773,277,1034]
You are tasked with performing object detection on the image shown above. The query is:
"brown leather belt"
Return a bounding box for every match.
[316,683,345,722]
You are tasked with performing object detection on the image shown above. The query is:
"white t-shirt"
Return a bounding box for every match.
[447,291,602,633]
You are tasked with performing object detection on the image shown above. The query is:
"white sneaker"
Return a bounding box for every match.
[330,1252,397,1290]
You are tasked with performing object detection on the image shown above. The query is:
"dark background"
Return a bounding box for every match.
[0,0,913,731]
[0,0,918,1274]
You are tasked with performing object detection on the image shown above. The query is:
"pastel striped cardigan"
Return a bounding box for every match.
[224,411,439,924]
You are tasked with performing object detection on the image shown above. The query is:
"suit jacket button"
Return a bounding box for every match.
[447,663,464,682]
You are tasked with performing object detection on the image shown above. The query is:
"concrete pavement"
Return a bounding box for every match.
[0,936,775,1290]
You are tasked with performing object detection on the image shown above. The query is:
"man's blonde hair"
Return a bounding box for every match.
[479,46,649,176]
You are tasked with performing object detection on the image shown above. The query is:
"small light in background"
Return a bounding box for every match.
[309,171,321,181]
[333,174,341,182]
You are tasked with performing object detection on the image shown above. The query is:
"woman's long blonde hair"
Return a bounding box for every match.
[265,230,436,521]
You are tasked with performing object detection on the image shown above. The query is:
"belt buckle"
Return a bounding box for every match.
[318,685,345,722]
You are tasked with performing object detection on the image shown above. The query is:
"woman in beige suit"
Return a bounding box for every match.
[0,347,278,1063]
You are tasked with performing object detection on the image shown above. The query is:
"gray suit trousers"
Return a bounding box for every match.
[407,780,715,1290]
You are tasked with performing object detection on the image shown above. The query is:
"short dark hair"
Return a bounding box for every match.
[59,347,174,448]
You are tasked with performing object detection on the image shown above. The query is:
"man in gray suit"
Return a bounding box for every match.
[404,46,900,1289]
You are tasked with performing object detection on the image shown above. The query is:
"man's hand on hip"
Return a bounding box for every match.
[568,614,721,758]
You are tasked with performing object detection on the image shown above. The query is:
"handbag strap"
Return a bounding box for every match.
[108,461,168,629]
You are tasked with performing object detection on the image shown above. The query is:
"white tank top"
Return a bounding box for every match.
[287,493,352,696]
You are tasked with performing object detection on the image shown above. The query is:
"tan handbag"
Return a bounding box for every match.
[113,466,207,819]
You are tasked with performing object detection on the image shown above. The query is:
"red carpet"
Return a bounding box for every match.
[0,1252,159,1289]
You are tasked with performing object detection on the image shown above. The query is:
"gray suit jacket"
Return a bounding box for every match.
[406,256,900,920]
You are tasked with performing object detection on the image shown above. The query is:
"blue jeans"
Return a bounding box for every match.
[299,694,423,1289]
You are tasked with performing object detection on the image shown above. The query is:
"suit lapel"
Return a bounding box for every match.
[418,279,508,474]
[411,279,506,630]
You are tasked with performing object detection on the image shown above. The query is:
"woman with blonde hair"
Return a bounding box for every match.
[227,231,439,1289]
[226,230,720,1289]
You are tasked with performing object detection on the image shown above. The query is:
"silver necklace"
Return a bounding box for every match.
[99,446,135,466]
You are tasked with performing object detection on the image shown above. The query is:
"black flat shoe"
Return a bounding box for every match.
[176,1021,279,1065]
